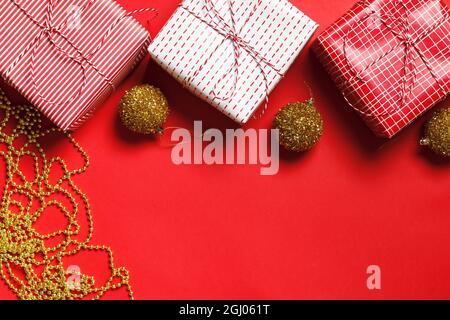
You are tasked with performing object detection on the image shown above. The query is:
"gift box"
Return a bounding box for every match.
[148,0,318,124]
[0,0,150,130]
[313,0,450,138]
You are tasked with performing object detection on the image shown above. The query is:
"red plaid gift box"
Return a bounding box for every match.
[0,0,150,130]
[313,0,450,138]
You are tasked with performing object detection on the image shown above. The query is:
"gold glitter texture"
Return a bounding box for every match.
[119,84,169,134]
[0,90,133,300]
[421,107,450,157]
[273,100,324,152]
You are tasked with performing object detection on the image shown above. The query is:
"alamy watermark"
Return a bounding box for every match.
[66,265,81,290]
[170,121,280,176]
[367,265,381,290]
[66,5,83,31]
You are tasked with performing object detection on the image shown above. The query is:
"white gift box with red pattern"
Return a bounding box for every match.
[149,0,318,123]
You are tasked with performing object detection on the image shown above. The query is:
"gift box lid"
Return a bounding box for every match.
[149,0,318,124]
[313,0,450,138]
[0,0,150,130]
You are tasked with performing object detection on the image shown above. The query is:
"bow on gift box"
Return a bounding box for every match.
[180,0,285,117]
[3,0,154,107]
[342,0,449,117]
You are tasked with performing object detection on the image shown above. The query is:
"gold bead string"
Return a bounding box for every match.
[0,89,133,300]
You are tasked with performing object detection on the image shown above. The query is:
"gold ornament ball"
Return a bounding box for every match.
[273,100,324,152]
[119,84,169,134]
[420,107,450,157]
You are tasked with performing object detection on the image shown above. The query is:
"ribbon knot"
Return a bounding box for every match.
[226,31,239,42]
[181,0,284,119]
[43,26,56,33]
[342,0,448,117]
[399,32,413,46]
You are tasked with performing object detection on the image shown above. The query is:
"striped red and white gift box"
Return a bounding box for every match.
[0,0,150,130]
[149,0,318,124]
[313,0,450,138]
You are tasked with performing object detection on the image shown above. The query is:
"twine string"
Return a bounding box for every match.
[180,0,285,119]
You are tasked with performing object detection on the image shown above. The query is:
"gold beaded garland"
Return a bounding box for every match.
[0,89,133,300]
[273,100,324,152]
[420,107,450,157]
[119,84,169,134]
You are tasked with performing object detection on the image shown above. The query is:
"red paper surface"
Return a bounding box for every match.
[0,0,449,300]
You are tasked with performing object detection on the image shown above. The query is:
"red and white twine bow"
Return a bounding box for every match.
[180,0,285,118]
[343,0,449,117]
[4,0,155,107]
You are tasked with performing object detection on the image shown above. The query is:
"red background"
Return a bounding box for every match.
[1,0,449,300]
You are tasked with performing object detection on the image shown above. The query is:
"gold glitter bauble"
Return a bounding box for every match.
[420,108,450,157]
[273,100,324,152]
[119,84,169,134]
